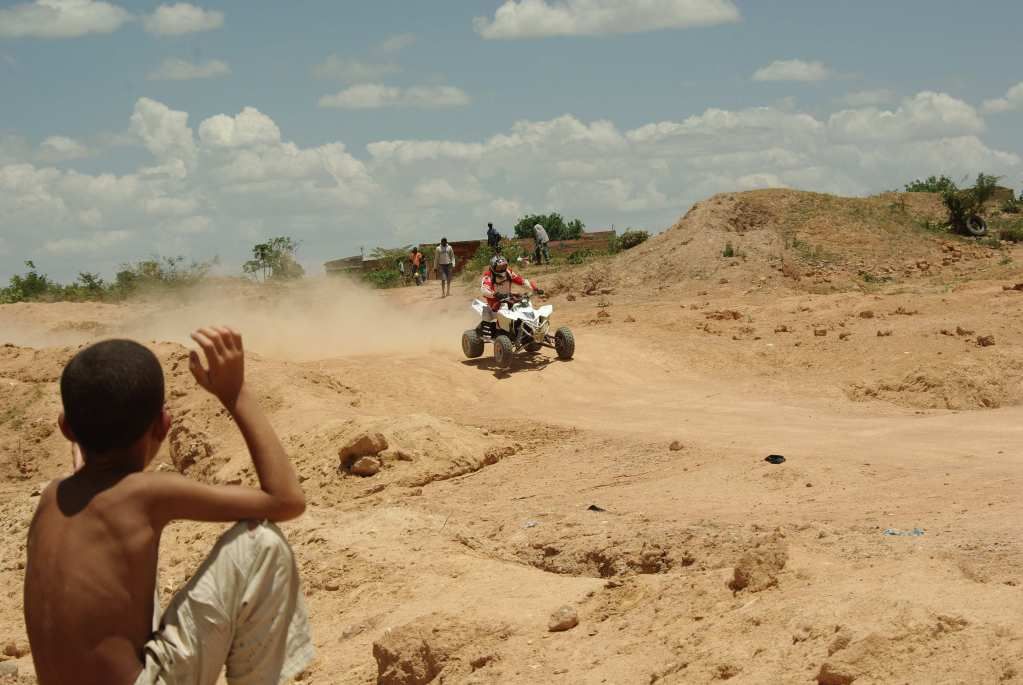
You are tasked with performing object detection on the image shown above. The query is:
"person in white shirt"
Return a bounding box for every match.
[533,223,550,264]
[434,237,456,297]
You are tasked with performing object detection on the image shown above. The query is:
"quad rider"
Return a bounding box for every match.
[479,256,541,337]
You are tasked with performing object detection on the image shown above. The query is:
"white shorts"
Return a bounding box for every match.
[135,522,313,685]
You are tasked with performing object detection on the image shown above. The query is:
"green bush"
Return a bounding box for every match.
[1,261,59,302]
[0,255,218,303]
[362,267,403,289]
[1002,198,1021,214]
[242,236,304,281]
[941,173,1001,234]
[998,225,1023,243]
[566,249,594,265]
[722,242,735,258]
[461,240,532,280]
[513,213,584,240]
[905,175,957,194]
[617,229,650,250]
[113,255,217,297]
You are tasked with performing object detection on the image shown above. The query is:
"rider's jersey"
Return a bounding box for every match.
[481,268,536,311]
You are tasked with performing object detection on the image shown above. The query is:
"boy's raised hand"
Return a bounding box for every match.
[189,326,245,409]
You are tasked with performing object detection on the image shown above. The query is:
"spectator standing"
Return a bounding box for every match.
[487,222,501,252]
[434,237,456,298]
[410,247,423,286]
[533,223,551,264]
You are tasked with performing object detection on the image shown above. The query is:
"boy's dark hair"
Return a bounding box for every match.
[60,339,165,454]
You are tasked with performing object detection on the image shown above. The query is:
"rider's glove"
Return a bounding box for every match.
[534,288,545,296]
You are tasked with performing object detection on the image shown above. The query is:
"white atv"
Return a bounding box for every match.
[462,292,575,369]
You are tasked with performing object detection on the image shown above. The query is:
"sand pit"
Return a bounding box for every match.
[3,190,1023,683]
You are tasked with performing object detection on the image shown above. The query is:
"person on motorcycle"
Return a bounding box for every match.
[479,256,542,334]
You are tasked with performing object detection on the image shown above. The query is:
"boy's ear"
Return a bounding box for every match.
[57,412,76,442]
[154,407,172,442]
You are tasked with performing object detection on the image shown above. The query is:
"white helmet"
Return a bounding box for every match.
[534,223,543,231]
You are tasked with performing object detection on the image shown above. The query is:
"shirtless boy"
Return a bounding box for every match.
[24,326,313,685]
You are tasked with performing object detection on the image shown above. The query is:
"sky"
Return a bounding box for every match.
[1,0,1021,281]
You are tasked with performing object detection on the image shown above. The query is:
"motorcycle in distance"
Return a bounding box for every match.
[462,292,575,369]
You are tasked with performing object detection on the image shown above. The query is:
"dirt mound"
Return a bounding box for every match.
[622,189,1002,294]
[373,613,508,685]
[846,357,1023,410]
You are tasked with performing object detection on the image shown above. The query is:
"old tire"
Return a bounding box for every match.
[966,215,987,237]
[494,335,514,368]
[462,329,484,359]
[555,327,575,360]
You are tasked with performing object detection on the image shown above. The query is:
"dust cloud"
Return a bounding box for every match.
[0,277,477,361]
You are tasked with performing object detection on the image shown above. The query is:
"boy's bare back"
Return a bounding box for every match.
[24,327,306,685]
[26,471,162,685]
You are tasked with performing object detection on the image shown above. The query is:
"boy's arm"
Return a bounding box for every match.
[150,327,305,525]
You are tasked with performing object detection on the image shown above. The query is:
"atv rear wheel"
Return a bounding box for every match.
[555,327,575,360]
[494,335,514,368]
[462,329,484,359]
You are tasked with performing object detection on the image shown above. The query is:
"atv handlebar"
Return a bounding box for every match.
[499,290,543,304]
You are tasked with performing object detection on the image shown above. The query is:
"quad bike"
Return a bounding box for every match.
[461,292,575,368]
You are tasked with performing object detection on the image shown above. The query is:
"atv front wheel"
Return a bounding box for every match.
[494,335,514,368]
[462,329,484,359]
[555,327,575,360]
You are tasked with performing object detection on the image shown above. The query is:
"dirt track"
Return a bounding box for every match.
[2,190,1023,683]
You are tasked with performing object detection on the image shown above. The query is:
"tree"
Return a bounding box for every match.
[243,236,305,281]
[513,213,585,241]
[4,261,57,301]
[941,173,1001,233]
[904,175,957,194]
[76,272,105,294]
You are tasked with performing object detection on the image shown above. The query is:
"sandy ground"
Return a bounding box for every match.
[2,190,1023,684]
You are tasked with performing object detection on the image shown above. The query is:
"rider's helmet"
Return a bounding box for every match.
[490,255,509,280]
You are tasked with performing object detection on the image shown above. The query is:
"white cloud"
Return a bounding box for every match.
[143,195,199,216]
[828,92,984,143]
[198,107,281,148]
[38,136,90,161]
[379,33,415,54]
[44,229,132,254]
[130,97,197,167]
[0,237,8,256]
[982,82,1023,114]
[835,89,898,107]
[753,59,831,82]
[474,0,740,38]
[313,34,415,83]
[78,207,102,227]
[143,3,223,35]
[413,177,488,207]
[319,84,471,110]
[167,215,210,234]
[370,114,624,163]
[311,56,399,83]
[147,58,230,81]
[0,0,130,39]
